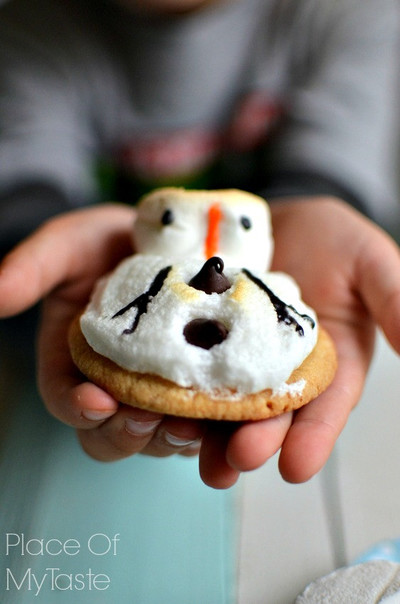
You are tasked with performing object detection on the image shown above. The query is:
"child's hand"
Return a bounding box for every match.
[0,205,205,465]
[1,198,400,490]
[211,197,400,487]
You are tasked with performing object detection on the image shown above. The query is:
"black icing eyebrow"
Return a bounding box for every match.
[161,209,174,226]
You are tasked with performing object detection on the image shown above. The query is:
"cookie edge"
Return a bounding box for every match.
[68,315,337,420]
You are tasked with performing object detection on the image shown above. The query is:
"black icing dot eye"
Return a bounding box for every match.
[240,216,252,230]
[161,209,174,226]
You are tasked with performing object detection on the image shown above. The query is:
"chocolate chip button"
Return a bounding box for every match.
[183,318,228,349]
[188,257,231,294]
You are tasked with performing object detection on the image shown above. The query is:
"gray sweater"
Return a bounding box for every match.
[0,0,398,248]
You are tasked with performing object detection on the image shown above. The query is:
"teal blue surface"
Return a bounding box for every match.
[1,362,238,603]
[352,539,400,566]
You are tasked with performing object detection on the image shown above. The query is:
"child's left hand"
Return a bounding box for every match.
[213,197,400,488]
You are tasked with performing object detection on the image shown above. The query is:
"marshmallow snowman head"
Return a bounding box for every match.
[132,188,274,272]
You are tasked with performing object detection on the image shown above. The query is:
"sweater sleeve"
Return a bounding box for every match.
[0,0,101,249]
[263,0,400,222]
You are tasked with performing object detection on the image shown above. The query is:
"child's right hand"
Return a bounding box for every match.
[0,205,208,468]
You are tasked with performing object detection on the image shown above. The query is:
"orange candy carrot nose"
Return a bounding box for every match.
[205,202,222,259]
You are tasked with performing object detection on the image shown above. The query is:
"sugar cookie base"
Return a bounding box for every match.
[68,315,337,420]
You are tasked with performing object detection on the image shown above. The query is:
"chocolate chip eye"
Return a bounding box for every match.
[240,216,252,230]
[161,209,174,226]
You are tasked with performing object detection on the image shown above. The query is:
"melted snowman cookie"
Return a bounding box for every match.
[69,188,337,420]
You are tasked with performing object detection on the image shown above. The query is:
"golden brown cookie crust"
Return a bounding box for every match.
[68,315,337,420]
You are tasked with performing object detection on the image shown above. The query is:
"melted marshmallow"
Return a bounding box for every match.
[80,188,318,395]
[81,255,317,394]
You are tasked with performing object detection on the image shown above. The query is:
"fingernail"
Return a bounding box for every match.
[164,432,199,448]
[185,440,202,452]
[82,409,115,421]
[125,418,161,437]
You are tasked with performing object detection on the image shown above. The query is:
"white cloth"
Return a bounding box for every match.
[295,561,400,604]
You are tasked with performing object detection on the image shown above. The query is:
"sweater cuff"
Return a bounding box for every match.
[0,181,79,256]
[261,170,367,215]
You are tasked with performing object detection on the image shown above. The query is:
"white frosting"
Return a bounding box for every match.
[81,255,317,394]
[80,189,318,395]
[272,378,306,398]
